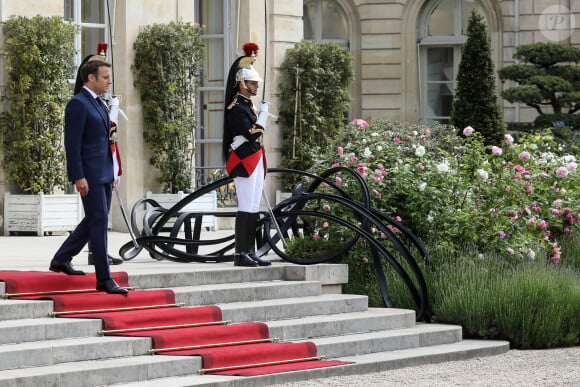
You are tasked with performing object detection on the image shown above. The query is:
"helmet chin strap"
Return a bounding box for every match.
[247,87,257,96]
[242,81,257,96]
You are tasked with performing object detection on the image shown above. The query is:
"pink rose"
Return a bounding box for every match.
[519,151,530,162]
[491,146,502,156]
[505,134,514,145]
[463,126,475,136]
[556,167,568,178]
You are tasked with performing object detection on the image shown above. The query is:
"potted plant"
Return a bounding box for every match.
[1,15,81,235]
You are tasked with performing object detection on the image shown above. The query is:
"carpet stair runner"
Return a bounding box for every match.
[0,270,349,377]
[0,264,509,386]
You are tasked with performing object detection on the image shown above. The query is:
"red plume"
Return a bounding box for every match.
[242,43,259,57]
[97,43,108,56]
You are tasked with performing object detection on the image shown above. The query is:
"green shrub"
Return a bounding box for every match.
[427,246,580,348]
[534,113,580,130]
[492,264,580,348]
[278,41,353,190]
[0,15,75,194]
[320,119,579,263]
[559,234,580,271]
[450,9,505,145]
[132,21,204,193]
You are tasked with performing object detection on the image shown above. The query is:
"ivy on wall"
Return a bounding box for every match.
[132,21,204,193]
[0,15,75,194]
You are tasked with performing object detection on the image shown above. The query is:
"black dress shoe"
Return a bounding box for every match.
[96,279,129,295]
[234,253,259,267]
[249,252,272,266]
[49,260,86,275]
[88,254,124,266]
[108,256,124,265]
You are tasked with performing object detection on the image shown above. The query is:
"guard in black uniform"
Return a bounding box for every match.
[223,43,272,267]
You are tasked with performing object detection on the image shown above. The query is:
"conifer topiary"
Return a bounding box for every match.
[450,9,506,145]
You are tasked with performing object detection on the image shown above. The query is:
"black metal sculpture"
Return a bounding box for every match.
[120,167,432,321]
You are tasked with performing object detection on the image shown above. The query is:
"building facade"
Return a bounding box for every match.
[0,0,578,232]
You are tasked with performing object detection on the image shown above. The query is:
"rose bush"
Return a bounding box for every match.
[317,119,580,263]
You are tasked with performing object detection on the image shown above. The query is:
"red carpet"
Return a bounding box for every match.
[0,270,352,376]
[0,270,128,295]
[72,305,223,331]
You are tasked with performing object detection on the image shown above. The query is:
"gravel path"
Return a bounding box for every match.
[274,347,580,386]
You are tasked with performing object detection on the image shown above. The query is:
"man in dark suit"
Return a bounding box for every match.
[49,59,128,295]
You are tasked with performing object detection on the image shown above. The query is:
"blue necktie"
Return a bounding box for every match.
[95,96,108,115]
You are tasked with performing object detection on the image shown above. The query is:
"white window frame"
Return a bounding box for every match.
[194,0,234,192]
[65,0,109,69]
[417,0,491,123]
[303,0,350,49]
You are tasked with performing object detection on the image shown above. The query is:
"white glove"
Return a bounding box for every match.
[109,96,120,124]
[109,96,120,106]
[256,101,270,129]
[256,111,269,129]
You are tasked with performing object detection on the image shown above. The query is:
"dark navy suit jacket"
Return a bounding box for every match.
[64,88,113,185]
[53,87,114,280]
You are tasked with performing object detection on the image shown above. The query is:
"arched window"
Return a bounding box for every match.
[418,0,488,124]
[303,0,361,117]
[304,0,349,48]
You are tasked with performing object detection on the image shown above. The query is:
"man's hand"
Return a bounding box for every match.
[75,178,89,197]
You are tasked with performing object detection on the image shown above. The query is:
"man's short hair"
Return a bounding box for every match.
[79,60,111,84]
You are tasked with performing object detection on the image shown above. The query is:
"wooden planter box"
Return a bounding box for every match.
[3,192,83,236]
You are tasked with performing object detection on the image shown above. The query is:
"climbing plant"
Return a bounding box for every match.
[132,21,204,193]
[278,41,353,190]
[0,15,75,194]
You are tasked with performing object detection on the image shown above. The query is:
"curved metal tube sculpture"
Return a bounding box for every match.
[120,167,432,321]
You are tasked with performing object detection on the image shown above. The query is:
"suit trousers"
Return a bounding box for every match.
[53,182,112,280]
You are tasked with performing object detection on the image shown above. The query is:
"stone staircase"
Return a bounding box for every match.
[0,262,509,386]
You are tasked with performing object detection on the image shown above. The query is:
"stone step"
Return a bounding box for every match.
[0,317,102,345]
[0,335,151,371]
[265,307,416,341]
[110,339,510,387]
[0,299,53,321]
[128,266,286,288]
[218,293,370,322]
[172,280,323,306]
[0,355,199,387]
[126,263,348,291]
[310,323,463,358]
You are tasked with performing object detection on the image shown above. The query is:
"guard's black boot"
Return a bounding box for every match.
[249,250,271,266]
[88,241,123,265]
[246,213,271,266]
[234,211,258,267]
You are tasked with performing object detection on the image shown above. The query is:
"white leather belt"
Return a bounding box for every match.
[230,135,248,150]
